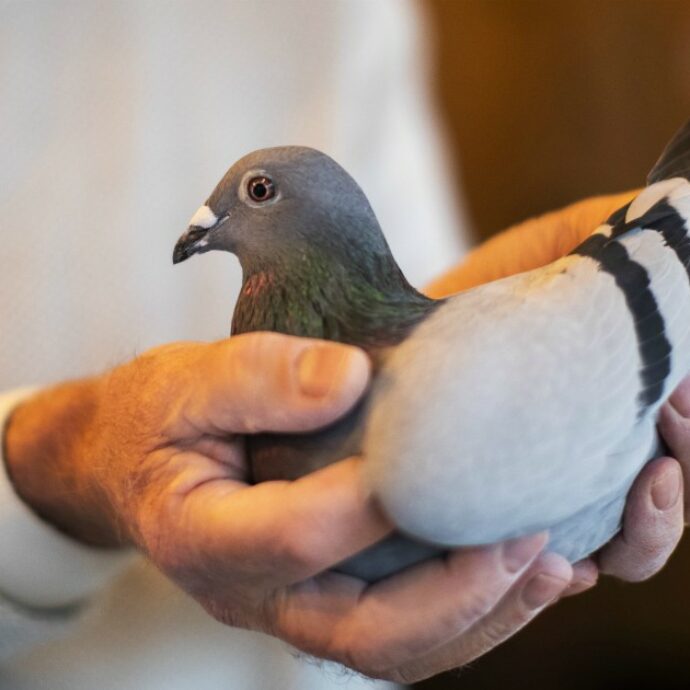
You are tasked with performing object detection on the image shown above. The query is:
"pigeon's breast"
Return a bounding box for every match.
[362,221,690,549]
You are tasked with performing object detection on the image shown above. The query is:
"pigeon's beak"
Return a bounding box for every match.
[173,204,226,264]
[172,226,211,264]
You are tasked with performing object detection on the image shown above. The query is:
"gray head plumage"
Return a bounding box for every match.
[173,146,392,274]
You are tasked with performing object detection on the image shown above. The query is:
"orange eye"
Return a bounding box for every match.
[247,176,275,203]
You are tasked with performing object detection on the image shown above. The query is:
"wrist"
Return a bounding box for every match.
[3,379,126,548]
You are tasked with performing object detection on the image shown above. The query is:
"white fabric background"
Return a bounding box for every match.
[0,1,469,688]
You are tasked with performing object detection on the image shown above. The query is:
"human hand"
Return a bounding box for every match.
[427,190,686,587]
[3,333,574,682]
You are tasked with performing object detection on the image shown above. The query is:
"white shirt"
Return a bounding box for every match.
[0,1,468,687]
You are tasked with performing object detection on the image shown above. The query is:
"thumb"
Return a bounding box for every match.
[178,332,371,436]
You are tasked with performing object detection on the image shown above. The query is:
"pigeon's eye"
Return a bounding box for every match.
[247,176,275,203]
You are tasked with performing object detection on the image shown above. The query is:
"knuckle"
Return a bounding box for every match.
[227,333,262,369]
[477,614,523,648]
[226,334,303,419]
[458,590,499,625]
[229,332,293,372]
[224,338,257,391]
[270,527,324,574]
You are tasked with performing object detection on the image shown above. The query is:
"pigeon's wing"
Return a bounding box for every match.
[363,188,690,548]
[648,118,690,185]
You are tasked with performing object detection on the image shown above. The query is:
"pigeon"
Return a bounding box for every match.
[173,119,690,582]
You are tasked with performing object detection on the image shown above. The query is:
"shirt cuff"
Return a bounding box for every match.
[0,388,134,609]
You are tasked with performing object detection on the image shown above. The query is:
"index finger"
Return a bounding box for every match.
[167,457,394,586]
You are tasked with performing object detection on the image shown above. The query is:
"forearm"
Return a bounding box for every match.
[426,191,637,298]
[3,379,122,548]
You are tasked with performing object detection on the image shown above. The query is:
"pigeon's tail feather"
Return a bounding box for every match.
[648,118,690,184]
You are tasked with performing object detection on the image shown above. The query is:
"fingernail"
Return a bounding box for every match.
[651,465,682,511]
[502,533,547,573]
[522,573,568,609]
[297,345,359,398]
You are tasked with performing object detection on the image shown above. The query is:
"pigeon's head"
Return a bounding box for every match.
[173,146,390,273]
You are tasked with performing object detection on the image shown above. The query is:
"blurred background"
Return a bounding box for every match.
[420,1,690,689]
[428,0,690,242]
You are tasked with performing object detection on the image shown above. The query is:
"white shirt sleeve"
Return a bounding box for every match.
[0,388,135,610]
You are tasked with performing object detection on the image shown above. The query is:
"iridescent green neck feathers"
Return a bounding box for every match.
[231,248,439,350]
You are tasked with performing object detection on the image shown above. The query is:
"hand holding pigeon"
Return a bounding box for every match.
[3,334,571,682]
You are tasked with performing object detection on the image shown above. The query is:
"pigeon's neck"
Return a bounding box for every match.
[231,251,440,350]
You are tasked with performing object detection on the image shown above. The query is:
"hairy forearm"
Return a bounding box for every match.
[3,379,123,548]
[426,191,638,298]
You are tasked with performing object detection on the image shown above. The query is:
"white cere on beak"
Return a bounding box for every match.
[189,204,219,229]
